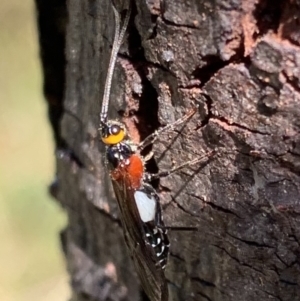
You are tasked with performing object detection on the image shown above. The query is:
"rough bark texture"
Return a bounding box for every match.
[35,0,300,300]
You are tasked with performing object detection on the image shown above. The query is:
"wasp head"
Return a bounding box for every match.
[100,120,126,145]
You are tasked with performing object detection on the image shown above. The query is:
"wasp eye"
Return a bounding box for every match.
[111,124,121,135]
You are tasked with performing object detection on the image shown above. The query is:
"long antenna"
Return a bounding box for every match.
[100,1,131,125]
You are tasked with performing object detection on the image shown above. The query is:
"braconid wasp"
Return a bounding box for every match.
[99,1,214,300]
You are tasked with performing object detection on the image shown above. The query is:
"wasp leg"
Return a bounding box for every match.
[138,107,198,151]
[154,198,198,231]
[143,151,154,162]
[145,151,215,181]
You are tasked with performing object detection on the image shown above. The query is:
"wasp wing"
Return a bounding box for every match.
[111,174,168,301]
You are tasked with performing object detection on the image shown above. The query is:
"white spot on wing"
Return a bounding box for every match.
[156,245,165,257]
[134,190,156,223]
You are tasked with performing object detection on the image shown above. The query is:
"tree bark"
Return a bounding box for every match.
[35,0,300,300]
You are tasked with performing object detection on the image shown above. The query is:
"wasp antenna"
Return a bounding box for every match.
[100,1,131,125]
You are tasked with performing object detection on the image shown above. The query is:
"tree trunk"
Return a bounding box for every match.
[35,0,300,300]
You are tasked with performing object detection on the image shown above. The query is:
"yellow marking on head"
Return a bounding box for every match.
[102,129,125,145]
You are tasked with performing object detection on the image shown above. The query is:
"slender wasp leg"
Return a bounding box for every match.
[164,226,198,231]
[145,151,215,182]
[143,151,154,162]
[138,107,198,152]
[154,210,197,231]
[153,187,198,231]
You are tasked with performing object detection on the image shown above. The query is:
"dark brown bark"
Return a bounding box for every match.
[35,0,300,300]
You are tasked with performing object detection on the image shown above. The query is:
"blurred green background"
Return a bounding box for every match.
[0,0,69,300]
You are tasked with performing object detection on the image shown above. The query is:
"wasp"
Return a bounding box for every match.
[99,2,213,300]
